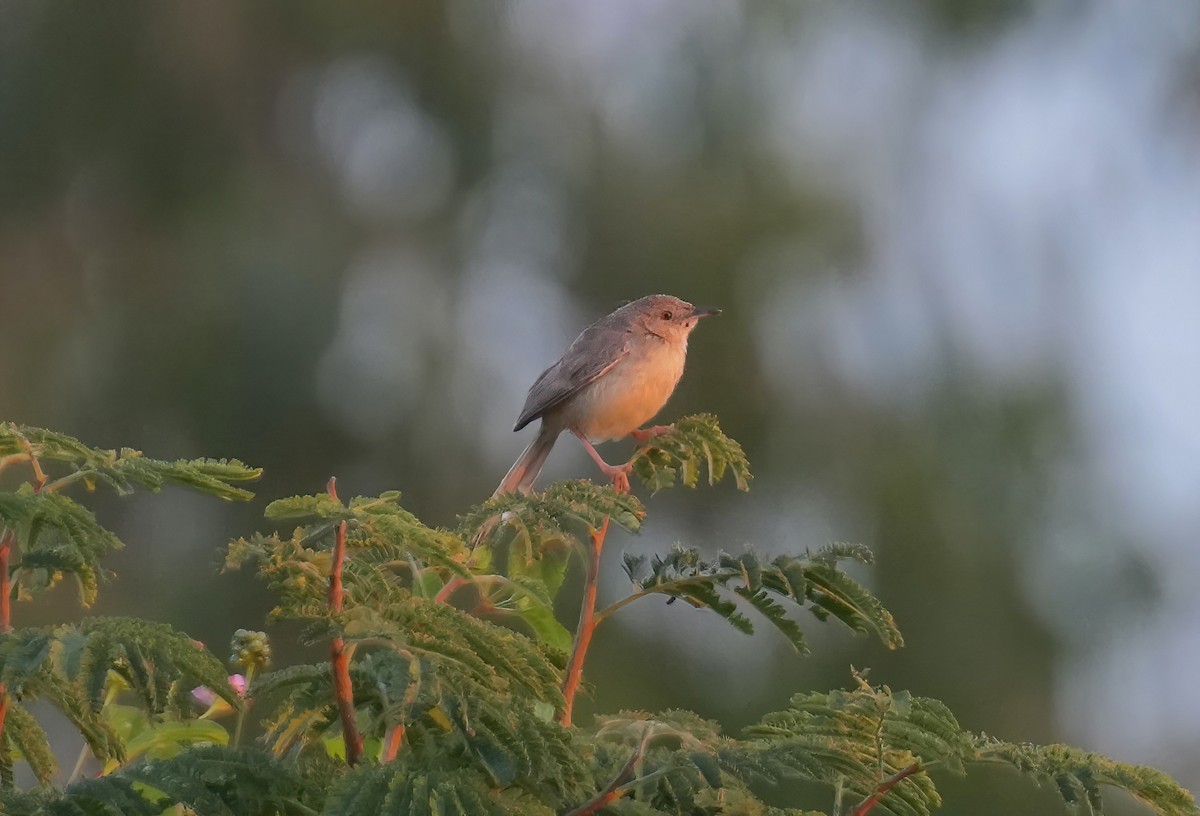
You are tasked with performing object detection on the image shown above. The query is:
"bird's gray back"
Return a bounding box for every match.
[513,313,632,432]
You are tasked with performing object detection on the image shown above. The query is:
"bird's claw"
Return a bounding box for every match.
[631,425,673,445]
[599,461,633,494]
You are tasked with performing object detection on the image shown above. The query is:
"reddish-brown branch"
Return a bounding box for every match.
[0,529,14,752]
[849,763,922,816]
[0,528,12,633]
[19,437,46,492]
[560,517,610,726]
[434,575,469,604]
[382,723,405,762]
[326,478,363,766]
[563,728,651,816]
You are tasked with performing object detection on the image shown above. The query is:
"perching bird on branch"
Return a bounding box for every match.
[495,294,719,496]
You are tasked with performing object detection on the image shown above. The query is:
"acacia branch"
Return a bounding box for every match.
[434,575,470,604]
[19,436,46,491]
[0,528,14,754]
[560,517,609,726]
[563,727,652,816]
[0,528,12,634]
[848,763,922,816]
[326,477,363,766]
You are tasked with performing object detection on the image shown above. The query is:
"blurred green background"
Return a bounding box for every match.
[3,1,1199,811]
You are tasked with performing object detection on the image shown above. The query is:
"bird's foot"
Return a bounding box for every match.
[630,425,673,445]
[598,460,633,494]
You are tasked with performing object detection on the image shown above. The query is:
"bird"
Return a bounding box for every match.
[494,294,719,496]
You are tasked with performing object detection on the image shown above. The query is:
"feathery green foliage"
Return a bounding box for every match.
[731,672,1197,816]
[0,776,162,816]
[629,413,752,491]
[614,544,903,652]
[0,423,258,611]
[226,489,468,621]
[0,617,236,778]
[0,423,261,500]
[976,739,1197,816]
[325,763,557,816]
[1,422,1192,816]
[460,480,645,553]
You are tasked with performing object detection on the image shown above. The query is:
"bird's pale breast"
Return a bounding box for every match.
[565,338,686,442]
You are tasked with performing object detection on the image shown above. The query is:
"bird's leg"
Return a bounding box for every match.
[630,425,674,445]
[572,432,632,494]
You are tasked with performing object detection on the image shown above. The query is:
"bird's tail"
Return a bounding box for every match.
[494,422,559,496]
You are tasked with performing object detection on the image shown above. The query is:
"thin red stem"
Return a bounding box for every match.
[19,437,46,492]
[326,478,363,766]
[849,763,922,816]
[0,528,12,633]
[0,529,14,754]
[434,575,469,604]
[382,723,405,762]
[560,517,609,726]
[563,728,651,816]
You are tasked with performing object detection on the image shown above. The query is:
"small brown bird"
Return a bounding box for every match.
[495,294,719,495]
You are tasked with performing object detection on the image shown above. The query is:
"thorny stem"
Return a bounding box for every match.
[327,477,364,766]
[848,763,922,816]
[563,726,653,816]
[560,517,609,726]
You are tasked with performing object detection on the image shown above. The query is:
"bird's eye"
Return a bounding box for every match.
[661,310,673,321]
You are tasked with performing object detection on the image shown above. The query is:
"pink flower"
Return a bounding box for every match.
[192,674,247,710]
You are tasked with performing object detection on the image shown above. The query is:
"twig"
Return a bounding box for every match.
[326,477,363,766]
[0,453,29,477]
[434,575,469,604]
[19,436,46,492]
[0,528,12,634]
[563,727,653,816]
[0,529,14,760]
[848,763,922,816]
[382,723,405,762]
[560,517,609,726]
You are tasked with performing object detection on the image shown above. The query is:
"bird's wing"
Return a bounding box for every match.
[513,326,631,431]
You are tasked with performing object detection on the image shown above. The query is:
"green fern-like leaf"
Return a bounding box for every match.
[65,618,238,718]
[0,490,122,606]
[0,423,261,500]
[614,545,901,653]
[119,745,322,816]
[227,490,470,623]
[740,681,948,816]
[336,595,564,706]
[628,413,751,492]
[461,480,645,553]
[0,775,162,815]
[976,739,1197,816]
[324,763,557,816]
[3,700,57,784]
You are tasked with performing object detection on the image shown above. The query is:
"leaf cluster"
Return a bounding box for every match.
[629,413,752,492]
[0,423,261,500]
[226,490,467,623]
[0,423,259,608]
[618,543,903,653]
[729,673,1196,816]
[0,617,237,785]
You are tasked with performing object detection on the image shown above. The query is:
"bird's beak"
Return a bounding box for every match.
[691,306,721,318]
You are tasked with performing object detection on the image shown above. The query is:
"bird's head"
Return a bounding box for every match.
[624,294,720,344]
